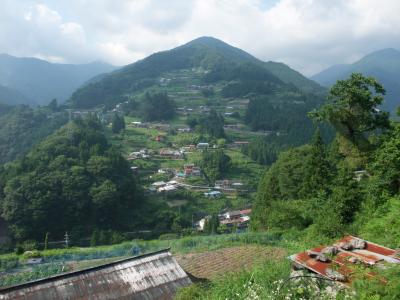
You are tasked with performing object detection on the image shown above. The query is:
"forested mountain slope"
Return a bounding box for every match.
[252,73,400,246]
[0,116,143,241]
[0,54,116,105]
[311,48,400,112]
[0,84,35,106]
[70,37,324,109]
[0,105,68,164]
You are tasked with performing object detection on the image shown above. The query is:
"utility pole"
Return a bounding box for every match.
[64,231,70,248]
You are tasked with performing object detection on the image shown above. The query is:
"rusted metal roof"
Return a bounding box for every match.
[0,249,192,300]
[289,236,400,284]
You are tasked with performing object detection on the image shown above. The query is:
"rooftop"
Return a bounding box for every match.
[289,236,400,285]
[0,249,191,300]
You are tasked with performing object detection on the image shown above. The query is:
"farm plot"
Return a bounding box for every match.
[175,245,286,280]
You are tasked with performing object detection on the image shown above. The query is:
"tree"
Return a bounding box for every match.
[111,114,125,134]
[312,162,362,237]
[48,99,58,112]
[196,110,225,138]
[366,125,400,204]
[310,73,390,150]
[200,150,231,183]
[301,129,332,196]
[140,92,176,121]
[204,214,219,235]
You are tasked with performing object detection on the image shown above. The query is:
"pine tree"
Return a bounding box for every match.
[301,128,332,197]
[112,114,125,134]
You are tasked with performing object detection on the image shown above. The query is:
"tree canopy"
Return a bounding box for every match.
[310,73,390,150]
[140,92,176,122]
[0,116,142,241]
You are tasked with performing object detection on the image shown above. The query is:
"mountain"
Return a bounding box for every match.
[0,83,35,106]
[70,36,324,109]
[0,54,117,106]
[0,105,68,164]
[311,48,400,112]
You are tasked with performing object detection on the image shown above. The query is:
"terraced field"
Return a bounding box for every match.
[176,245,286,279]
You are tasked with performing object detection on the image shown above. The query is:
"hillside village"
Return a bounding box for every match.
[0,17,400,299]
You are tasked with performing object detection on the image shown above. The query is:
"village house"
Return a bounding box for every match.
[131,121,148,128]
[223,210,242,220]
[353,170,369,181]
[214,179,245,190]
[158,185,178,193]
[197,142,209,149]
[157,180,181,193]
[219,209,252,229]
[196,209,252,231]
[150,123,171,131]
[183,164,201,176]
[152,181,166,188]
[127,149,150,160]
[199,106,210,112]
[181,144,196,152]
[204,191,222,198]
[158,168,176,175]
[159,148,184,159]
[155,135,165,142]
[177,127,192,133]
[130,166,139,175]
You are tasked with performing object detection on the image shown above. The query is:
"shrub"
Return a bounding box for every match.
[158,233,179,240]
[22,250,42,259]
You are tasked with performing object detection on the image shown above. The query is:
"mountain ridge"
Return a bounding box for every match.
[0,54,117,106]
[311,48,400,112]
[69,36,324,109]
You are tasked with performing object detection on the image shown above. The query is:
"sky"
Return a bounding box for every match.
[1,0,400,76]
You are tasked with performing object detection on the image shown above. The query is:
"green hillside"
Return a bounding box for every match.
[70,37,323,109]
[0,105,68,164]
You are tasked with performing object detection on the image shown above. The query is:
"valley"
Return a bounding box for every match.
[0,36,399,300]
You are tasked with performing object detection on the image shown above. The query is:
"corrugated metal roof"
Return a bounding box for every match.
[0,249,192,300]
[289,236,400,284]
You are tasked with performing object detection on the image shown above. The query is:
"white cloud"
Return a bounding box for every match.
[1,0,400,74]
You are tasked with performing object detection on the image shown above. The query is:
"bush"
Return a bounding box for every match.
[14,245,24,255]
[351,264,400,299]
[22,240,38,251]
[22,250,42,259]
[359,197,400,249]
[158,233,179,240]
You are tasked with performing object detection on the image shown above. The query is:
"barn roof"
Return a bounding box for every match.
[289,236,400,285]
[0,248,192,300]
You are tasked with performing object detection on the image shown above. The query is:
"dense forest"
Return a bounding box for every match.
[251,73,400,248]
[0,105,68,164]
[0,116,143,242]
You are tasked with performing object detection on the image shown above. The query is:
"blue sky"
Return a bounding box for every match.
[1,0,399,75]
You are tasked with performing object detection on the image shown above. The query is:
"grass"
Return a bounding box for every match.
[0,231,305,280]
